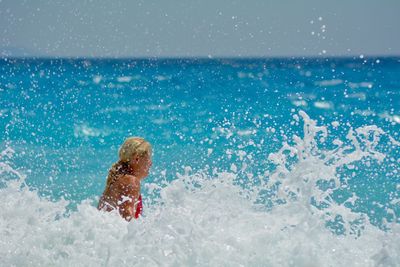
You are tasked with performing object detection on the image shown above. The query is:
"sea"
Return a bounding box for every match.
[0,57,399,266]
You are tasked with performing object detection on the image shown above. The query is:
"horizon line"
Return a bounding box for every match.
[1,55,400,61]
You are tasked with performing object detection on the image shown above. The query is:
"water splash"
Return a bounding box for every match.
[1,111,399,266]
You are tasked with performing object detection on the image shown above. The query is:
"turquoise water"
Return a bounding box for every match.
[1,57,399,266]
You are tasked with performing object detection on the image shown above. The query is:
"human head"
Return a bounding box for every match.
[119,137,152,179]
[119,137,152,163]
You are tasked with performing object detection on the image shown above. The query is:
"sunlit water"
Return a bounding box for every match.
[0,57,399,266]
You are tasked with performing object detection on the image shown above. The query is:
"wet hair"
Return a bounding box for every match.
[118,137,152,162]
[104,137,152,190]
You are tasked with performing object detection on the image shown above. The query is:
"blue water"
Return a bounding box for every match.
[0,57,399,266]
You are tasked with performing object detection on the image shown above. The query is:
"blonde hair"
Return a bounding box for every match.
[118,137,152,162]
[104,137,152,190]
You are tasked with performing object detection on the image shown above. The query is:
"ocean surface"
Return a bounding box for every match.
[0,57,399,266]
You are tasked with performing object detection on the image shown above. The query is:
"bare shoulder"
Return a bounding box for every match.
[118,174,140,189]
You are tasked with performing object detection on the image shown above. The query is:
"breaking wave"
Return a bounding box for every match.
[1,111,399,266]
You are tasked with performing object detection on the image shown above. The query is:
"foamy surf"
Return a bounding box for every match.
[1,111,399,266]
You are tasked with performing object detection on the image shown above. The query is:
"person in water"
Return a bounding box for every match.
[98,137,152,221]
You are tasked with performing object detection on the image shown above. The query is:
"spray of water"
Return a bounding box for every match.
[0,111,399,266]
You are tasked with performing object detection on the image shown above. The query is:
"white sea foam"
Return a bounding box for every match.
[354,109,376,117]
[73,124,112,138]
[349,82,373,89]
[1,111,399,266]
[315,79,343,87]
[235,72,264,81]
[98,106,140,114]
[154,75,170,81]
[291,100,308,107]
[314,101,333,109]
[0,109,8,117]
[378,112,400,124]
[347,92,367,101]
[152,118,169,125]
[237,129,256,136]
[117,76,133,83]
[92,75,102,84]
[145,104,171,111]
[331,121,340,127]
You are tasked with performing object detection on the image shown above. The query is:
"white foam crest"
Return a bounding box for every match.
[116,76,133,83]
[237,129,256,136]
[347,92,367,101]
[92,75,102,84]
[0,108,7,117]
[379,112,400,124]
[237,71,256,79]
[145,104,171,111]
[0,147,27,186]
[1,110,399,266]
[315,79,343,87]
[265,111,396,236]
[313,101,333,109]
[1,168,399,266]
[349,82,373,89]
[291,100,308,107]
[152,118,170,125]
[98,106,140,114]
[73,123,112,138]
[154,75,170,81]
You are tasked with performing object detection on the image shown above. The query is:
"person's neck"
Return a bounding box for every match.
[126,163,144,180]
[120,161,136,176]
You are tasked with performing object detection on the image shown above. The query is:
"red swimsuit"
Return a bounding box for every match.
[134,194,143,219]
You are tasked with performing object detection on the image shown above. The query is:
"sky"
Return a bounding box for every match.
[0,0,399,58]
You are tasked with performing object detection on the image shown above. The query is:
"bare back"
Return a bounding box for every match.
[98,162,141,221]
